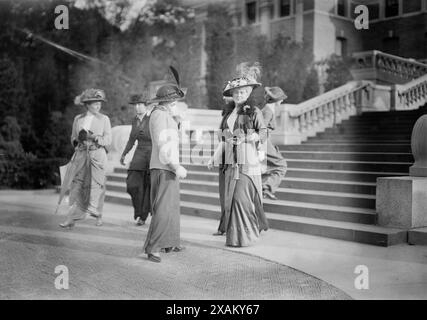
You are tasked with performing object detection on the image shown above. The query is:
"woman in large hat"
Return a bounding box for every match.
[208,62,269,247]
[142,67,187,263]
[59,88,112,228]
[120,93,153,226]
[261,87,288,200]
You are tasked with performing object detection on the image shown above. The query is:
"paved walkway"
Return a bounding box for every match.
[0,190,349,300]
[1,189,427,299]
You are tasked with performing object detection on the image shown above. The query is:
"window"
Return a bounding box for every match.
[246,1,257,24]
[383,36,399,55]
[403,0,422,14]
[367,2,380,19]
[280,0,291,16]
[335,37,347,57]
[351,1,379,20]
[303,0,314,11]
[269,3,275,19]
[385,0,399,17]
[337,0,347,16]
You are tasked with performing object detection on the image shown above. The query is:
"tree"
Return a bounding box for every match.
[69,0,194,31]
[323,54,353,92]
[205,4,235,109]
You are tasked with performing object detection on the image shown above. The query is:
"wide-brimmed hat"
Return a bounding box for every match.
[129,92,150,104]
[265,86,287,103]
[149,66,187,103]
[149,84,186,103]
[223,62,262,97]
[75,88,106,105]
[81,88,106,103]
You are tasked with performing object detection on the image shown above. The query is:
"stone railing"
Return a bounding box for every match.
[351,50,427,84]
[392,74,427,111]
[273,81,372,145]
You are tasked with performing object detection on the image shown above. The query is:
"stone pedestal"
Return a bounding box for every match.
[376,176,427,229]
[409,114,427,177]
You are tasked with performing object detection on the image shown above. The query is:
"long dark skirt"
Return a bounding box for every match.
[126,170,151,221]
[217,167,226,233]
[224,168,268,247]
[262,139,287,194]
[143,169,180,254]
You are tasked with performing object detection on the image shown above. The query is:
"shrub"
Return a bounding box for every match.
[0,156,68,189]
[323,54,353,91]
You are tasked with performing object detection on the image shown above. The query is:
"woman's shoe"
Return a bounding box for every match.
[212,231,225,236]
[163,247,172,253]
[263,189,277,200]
[95,217,103,226]
[147,253,161,263]
[172,246,185,252]
[59,220,75,229]
[136,217,145,226]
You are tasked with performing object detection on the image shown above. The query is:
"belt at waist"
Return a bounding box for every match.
[77,143,102,151]
[136,144,152,149]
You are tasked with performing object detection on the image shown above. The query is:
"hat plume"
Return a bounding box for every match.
[169,66,180,87]
[235,62,262,82]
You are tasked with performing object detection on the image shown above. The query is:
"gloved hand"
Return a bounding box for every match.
[78,129,88,143]
[175,165,187,179]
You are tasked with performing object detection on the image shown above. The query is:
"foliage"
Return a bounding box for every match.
[204,4,234,109]
[0,116,25,158]
[302,66,320,100]
[322,54,353,92]
[0,157,67,189]
[258,34,315,104]
[69,0,195,31]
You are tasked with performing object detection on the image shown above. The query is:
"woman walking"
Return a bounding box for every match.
[143,75,187,263]
[59,88,112,228]
[208,63,269,247]
[261,87,288,200]
[120,94,153,226]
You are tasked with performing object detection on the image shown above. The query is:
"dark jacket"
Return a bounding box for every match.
[122,114,152,171]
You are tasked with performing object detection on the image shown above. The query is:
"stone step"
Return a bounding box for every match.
[104,191,407,247]
[186,168,406,183]
[307,139,411,143]
[107,173,377,195]
[278,144,411,152]
[180,149,414,162]
[177,156,411,173]
[408,228,427,245]
[112,166,407,183]
[279,151,413,162]
[106,180,377,210]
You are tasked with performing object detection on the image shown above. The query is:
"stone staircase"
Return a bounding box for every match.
[105,105,427,247]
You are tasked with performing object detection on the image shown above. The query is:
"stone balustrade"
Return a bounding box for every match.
[393,74,427,111]
[351,50,427,84]
[273,81,372,145]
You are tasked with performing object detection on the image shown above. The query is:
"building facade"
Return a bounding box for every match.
[179,0,427,107]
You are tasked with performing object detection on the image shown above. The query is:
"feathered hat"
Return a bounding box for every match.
[264,86,288,103]
[74,88,107,105]
[149,66,186,103]
[223,62,262,97]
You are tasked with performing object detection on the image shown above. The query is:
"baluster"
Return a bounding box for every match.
[318,104,326,131]
[311,109,319,135]
[305,111,313,137]
[299,113,307,135]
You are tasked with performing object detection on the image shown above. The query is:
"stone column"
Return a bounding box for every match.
[259,0,273,39]
[376,115,427,230]
[294,0,304,43]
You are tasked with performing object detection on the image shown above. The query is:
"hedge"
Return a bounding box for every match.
[0,157,68,189]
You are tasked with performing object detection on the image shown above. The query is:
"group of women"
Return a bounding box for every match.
[58,63,288,262]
